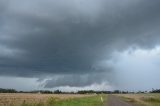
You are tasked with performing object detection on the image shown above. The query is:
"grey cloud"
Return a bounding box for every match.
[44,73,109,88]
[0,0,160,88]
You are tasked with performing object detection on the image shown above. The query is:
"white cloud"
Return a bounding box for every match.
[44,82,113,92]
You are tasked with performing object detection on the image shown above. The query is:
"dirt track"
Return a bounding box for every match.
[108,95,139,106]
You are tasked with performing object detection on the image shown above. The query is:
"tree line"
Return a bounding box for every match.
[0,88,160,94]
[0,88,17,93]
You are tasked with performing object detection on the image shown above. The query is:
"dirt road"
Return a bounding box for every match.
[108,95,139,106]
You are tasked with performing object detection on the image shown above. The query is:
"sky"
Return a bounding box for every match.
[0,0,160,91]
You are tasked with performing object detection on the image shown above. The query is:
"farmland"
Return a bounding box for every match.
[1,93,160,106]
[0,93,106,106]
[116,93,160,106]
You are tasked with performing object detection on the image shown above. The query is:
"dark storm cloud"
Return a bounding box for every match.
[0,0,160,88]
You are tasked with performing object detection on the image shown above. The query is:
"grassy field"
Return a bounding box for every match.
[0,93,106,106]
[116,93,160,106]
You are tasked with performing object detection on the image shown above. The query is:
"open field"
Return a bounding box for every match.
[115,93,160,106]
[0,93,106,106]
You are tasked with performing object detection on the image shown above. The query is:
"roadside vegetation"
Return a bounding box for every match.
[117,93,160,106]
[20,95,106,106]
[0,93,107,106]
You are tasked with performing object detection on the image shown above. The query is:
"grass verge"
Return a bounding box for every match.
[117,93,160,106]
[21,95,107,106]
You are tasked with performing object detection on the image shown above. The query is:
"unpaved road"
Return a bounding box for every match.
[108,95,139,106]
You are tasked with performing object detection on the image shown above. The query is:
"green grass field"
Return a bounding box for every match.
[21,95,107,106]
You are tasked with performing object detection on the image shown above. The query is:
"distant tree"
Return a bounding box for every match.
[151,89,160,93]
[0,88,17,93]
[54,90,62,94]
[113,90,121,94]
[40,90,53,94]
[77,90,95,94]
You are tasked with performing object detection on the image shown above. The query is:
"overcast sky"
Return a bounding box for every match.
[0,0,160,91]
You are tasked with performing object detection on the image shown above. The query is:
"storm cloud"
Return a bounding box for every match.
[0,0,160,90]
